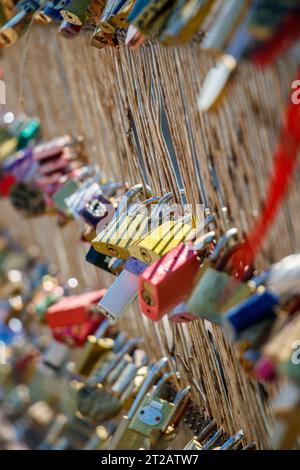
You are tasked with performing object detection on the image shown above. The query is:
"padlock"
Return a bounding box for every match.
[186,228,254,323]
[46,289,106,328]
[43,340,69,371]
[51,316,104,347]
[0,6,37,48]
[52,179,80,215]
[91,26,119,49]
[107,357,169,450]
[58,19,82,38]
[0,0,15,26]
[160,0,215,45]
[262,313,300,382]
[60,0,96,25]
[75,321,113,376]
[43,0,71,21]
[91,184,153,259]
[128,0,177,38]
[125,24,145,48]
[9,181,48,216]
[168,302,197,324]
[138,229,215,321]
[99,0,135,33]
[129,212,195,265]
[222,287,279,341]
[128,373,190,448]
[97,256,148,323]
[85,246,113,274]
[77,338,142,422]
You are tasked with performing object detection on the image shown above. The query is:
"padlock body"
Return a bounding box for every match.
[46,290,106,328]
[129,221,194,265]
[223,289,279,336]
[139,243,199,321]
[85,246,112,274]
[187,266,251,323]
[97,270,138,323]
[128,394,174,437]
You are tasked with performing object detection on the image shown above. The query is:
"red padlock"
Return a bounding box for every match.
[138,231,215,322]
[52,317,103,347]
[46,289,106,328]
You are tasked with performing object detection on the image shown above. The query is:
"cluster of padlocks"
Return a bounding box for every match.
[0,98,300,448]
[0,1,300,110]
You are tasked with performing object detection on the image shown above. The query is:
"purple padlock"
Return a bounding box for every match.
[58,19,82,39]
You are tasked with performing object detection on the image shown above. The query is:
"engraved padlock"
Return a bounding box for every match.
[138,228,215,321]
[91,184,153,260]
[186,228,254,323]
[97,256,148,323]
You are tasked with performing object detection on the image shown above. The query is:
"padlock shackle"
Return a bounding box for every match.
[201,428,223,450]
[161,385,191,433]
[152,371,177,398]
[96,336,143,383]
[191,230,216,253]
[151,192,174,220]
[114,184,152,220]
[94,319,111,339]
[219,430,243,450]
[210,227,238,263]
[196,419,217,443]
[127,357,168,419]
[188,214,216,243]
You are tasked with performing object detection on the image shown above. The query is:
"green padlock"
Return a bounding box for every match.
[52,179,80,215]
[128,372,190,446]
[187,228,253,323]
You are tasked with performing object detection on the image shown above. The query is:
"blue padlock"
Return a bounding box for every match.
[43,0,70,21]
[222,288,279,340]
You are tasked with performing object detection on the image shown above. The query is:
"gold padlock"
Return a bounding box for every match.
[91,184,153,260]
[129,214,195,265]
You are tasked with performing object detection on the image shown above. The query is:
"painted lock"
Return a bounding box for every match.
[186,228,254,324]
[97,257,147,323]
[85,246,113,274]
[52,179,80,214]
[46,289,106,328]
[138,230,215,321]
[160,0,215,45]
[91,183,152,260]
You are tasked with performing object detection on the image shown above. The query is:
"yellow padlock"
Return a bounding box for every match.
[129,214,195,265]
[91,184,159,260]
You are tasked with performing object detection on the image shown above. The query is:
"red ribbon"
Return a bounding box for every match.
[230,72,300,279]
